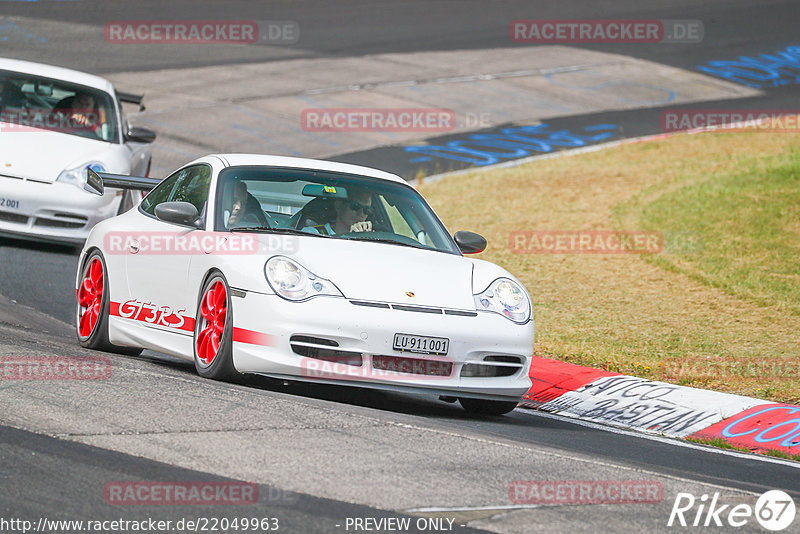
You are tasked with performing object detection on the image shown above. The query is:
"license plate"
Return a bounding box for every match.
[392,333,449,355]
[0,198,20,210]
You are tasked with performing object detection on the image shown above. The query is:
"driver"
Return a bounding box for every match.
[308,187,373,235]
[228,181,270,228]
[64,92,105,135]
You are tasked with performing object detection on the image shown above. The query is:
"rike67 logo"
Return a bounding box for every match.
[668,490,796,531]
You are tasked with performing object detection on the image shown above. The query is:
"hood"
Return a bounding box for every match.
[0,130,113,183]
[286,236,475,309]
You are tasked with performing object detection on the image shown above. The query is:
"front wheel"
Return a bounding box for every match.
[76,252,142,356]
[193,274,239,380]
[459,398,518,416]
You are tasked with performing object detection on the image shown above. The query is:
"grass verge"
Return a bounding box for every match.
[420,130,800,404]
[686,437,800,463]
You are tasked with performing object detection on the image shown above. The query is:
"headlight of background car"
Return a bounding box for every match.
[265,256,343,301]
[56,162,106,189]
[474,277,531,323]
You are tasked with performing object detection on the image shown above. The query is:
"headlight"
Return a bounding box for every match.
[265,256,343,301]
[56,162,106,189]
[474,277,531,323]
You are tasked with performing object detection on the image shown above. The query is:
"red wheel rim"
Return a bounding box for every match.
[77,258,103,338]
[196,280,227,366]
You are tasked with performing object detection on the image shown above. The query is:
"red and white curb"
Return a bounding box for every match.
[520,356,800,457]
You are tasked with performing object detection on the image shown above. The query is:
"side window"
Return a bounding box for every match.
[140,165,211,223]
[118,99,130,139]
[170,165,211,214]
[140,173,180,216]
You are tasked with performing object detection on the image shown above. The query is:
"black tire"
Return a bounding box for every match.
[193,274,239,380]
[459,398,519,416]
[76,251,143,356]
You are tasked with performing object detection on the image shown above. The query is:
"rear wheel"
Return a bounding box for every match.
[76,252,142,356]
[193,274,238,380]
[459,398,518,416]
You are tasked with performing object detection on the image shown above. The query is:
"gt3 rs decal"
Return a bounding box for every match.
[110,300,195,332]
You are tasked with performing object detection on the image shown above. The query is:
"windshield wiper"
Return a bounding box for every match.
[343,236,428,250]
[231,226,331,238]
[229,226,271,233]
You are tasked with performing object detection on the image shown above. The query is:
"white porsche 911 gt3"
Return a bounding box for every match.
[75,154,534,414]
[0,58,156,244]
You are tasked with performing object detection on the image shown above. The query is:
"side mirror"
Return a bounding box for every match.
[125,126,157,144]
[155,202,201,227]
[85,167,104,196]
[454,230,487,254]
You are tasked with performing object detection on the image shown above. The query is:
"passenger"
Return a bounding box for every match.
[228,181,270,227]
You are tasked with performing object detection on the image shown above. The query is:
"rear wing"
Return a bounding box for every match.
[116,91,146,111]
[85,168,161,196]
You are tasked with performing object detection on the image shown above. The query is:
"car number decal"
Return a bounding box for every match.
[0,198,20,210]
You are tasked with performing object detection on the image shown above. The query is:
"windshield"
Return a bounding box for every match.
[215,166,460,255]
[0,70,119,142]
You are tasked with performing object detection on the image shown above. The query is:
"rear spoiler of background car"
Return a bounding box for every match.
[116,91,146,111]
[85,168,161,196]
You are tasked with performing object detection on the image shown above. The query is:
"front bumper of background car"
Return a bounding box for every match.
[0,176,120,244]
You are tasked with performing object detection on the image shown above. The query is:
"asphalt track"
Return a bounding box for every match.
[1,1,800,532]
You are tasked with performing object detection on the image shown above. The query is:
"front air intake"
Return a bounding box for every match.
[461,355,524,378]
[289,335,362,366]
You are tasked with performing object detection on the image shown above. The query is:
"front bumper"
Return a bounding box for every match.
[0,177,120,244]
[231,291,535,401]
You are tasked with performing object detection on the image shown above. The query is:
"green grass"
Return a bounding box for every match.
[686,437,800,463]
[631,149,800,315]
[685,436,752,452]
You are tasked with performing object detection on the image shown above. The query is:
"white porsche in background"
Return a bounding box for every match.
[76,155,534,415]
[0,58,156,244]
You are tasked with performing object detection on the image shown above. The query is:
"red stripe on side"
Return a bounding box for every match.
[232,327,272,346]
[523,356,620,406]
[178,317,196,332]
[109,301,120,316]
